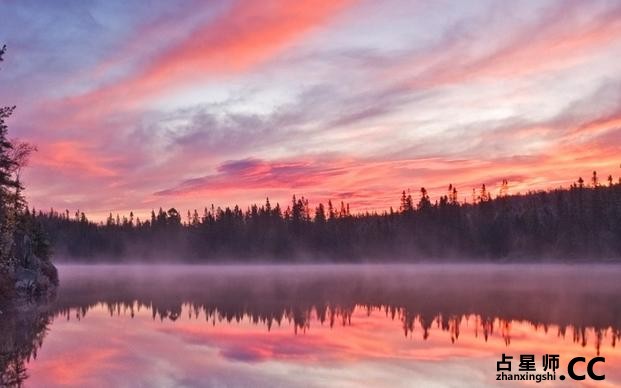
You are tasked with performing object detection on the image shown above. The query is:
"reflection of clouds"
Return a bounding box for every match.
[25,304,621,387]
[34,348,121,386]
[219,347,268,363]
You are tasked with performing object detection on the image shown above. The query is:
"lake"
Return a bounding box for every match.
[2,264,621,387]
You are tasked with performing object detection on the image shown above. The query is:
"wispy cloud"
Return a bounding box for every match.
[2,0,621,218]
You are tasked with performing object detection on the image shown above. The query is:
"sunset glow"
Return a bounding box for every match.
[2,0,621,219]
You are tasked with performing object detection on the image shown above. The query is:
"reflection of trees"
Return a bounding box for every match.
[3,266,619,384]
[54,300,621,356]
[51,266,621,353]
[0,300,53,387]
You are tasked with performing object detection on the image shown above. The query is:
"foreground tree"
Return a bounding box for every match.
[0,45,57,299]
[0,45,18,265]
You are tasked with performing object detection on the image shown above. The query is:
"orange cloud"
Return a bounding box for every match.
[151,148,618,207]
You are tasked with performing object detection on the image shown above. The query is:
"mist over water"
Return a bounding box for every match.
[54,263,621,331]
[3,263,621,387]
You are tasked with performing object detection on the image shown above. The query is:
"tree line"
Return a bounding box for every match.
[35,170,621,262]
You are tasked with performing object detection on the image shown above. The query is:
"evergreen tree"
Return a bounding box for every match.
[314,203,326,224]
[400,190,414,213]
[0,45,56,291]
[0,45,19,264]
[418,187,431,211]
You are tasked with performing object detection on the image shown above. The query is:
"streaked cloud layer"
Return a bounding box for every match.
[1,0,621,218]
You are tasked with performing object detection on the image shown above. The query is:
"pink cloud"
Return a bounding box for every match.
[63,0,353,111]
[387,2,621,90]
[7,1,621,220]
[34,141,118,177]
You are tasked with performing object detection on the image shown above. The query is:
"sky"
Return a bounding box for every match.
[1,0,621,220]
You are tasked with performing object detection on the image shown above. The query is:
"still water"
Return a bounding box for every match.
[2,264,621,387]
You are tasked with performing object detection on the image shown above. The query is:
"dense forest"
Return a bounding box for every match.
[0,45,57,300]
[35,171,621,262]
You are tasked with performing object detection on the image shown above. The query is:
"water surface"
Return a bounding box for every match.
[3,264,621,387]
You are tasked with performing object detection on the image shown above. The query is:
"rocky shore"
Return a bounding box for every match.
[0,250,58,307]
